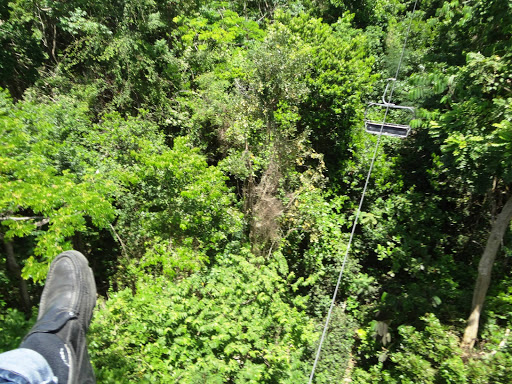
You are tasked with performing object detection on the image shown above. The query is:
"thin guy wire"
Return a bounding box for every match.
[308,1,419,382]
[387,0,420,105]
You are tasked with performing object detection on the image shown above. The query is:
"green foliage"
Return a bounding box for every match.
[0,0,45,98]
[353,314,464,384]
[0,303,34,352]
[101,128,243,268]
[354,312,512,384]
[0,90,116,281]
[285,12,376,181]
[323,0,406,27]
[436,53,512,192]
[90,248,314,383]
[310,307,358,383]
[173,2,265,75]
[0,0,511,383]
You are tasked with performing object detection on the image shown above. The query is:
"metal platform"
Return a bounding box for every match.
[365,121,411,138]
[364,78,415,139]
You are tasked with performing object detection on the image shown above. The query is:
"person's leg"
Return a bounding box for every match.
[0,348,57,384]
[0,250,97,384]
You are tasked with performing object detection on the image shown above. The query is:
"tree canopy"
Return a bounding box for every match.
[1,0,511,382]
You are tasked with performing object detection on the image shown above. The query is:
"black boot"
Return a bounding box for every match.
[21,250,97,383]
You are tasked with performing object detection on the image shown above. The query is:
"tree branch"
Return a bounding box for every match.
[0,216,44,221]
[109,224,129,260]
[0,216,49,227]
[462,194,512,349]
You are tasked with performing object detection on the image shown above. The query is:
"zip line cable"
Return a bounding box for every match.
[308,1,419,382]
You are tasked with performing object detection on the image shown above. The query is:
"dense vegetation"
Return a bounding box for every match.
[1,0,511,382]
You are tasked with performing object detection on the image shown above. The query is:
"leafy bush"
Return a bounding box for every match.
[89,247,315,383]
[0,303,34,352]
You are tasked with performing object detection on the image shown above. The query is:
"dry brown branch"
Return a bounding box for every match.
[109,223,129,260]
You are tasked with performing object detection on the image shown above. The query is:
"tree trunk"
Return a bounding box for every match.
[461,195,512,349]
[1,236,32,318]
